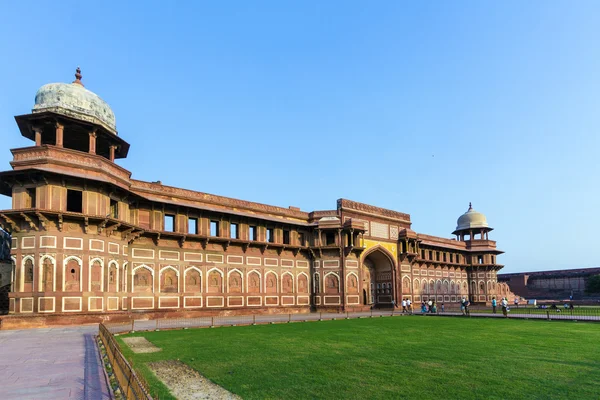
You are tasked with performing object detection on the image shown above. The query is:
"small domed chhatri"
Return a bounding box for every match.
[455,202,489,232]
[32,67,117,135]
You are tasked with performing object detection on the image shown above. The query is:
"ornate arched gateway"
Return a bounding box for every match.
[361,247,396,306]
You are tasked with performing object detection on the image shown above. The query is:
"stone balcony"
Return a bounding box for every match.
[10,145,132,190]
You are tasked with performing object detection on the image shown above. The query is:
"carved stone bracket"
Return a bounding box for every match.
[121,227,135,240]
[241,243,249,253]
[126,230,144,244]
[153,232,161,246]
[179,235,186,248]
[57,214,63,232]
[0,213,19,233]
[35,212,50,229]
[222,240,230,252]
[104,223,121,237]
[260,244,268,255]
[20,213,38,231]
[200,237,209,250]
[98,218,108,234]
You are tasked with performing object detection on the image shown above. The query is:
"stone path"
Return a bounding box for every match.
[0,325,111,400]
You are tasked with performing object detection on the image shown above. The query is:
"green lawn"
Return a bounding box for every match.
[118,317,600,400]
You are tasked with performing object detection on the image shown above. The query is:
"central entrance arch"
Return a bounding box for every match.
[361,247,396,307]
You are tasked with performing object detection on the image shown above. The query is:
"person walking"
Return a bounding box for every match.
[407,298,412,314]
[514,297,519,308]
[464,299,470,316]
[441,302,445,313]
[501,297,508,317]
[460,298,466,315]
[427,299,433,313]
[401,298,407,313]
[421,301,427,314]
[492,297,497,314]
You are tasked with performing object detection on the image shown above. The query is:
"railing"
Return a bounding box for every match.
[421,304,600,321]
[103,306,600,336]
[98,323,153,400]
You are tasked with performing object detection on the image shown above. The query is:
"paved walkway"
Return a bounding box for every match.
[0,325,111,400]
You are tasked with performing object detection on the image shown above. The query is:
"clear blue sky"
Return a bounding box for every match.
[1,1,599,273]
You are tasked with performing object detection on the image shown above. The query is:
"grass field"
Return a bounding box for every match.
[118,317,600,400]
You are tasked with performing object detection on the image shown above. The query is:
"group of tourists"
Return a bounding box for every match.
[400,298,413,313]
[491,296,510,317]
[420,299,443,314]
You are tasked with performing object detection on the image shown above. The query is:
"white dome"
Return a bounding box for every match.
[33,68,117,134]
[454,203,489,232]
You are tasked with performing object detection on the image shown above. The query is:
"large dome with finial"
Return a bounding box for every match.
[454,203,489,232]
[32,68,117,134]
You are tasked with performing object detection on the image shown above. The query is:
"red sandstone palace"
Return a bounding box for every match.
[0,69,511,319]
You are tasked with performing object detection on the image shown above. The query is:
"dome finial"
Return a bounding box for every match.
[468,202,472,210]
[73,66,84,86]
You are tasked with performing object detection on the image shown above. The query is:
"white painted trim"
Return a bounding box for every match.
[89,239,105,252]
[246,296,262,307]
[108,260,119,293]
[63,237,83,250]
[131,296,155,310]
[63,255,83,292]
[21,255,35,292]
[323,271,340,293]
[206,296,224,308]
[61,296,82,312]
[226,268,244,294]
[264,270,279,293]
[206,267,224,293]
[39,235,57,249]
[39,254,57,292]
[246,269,262,293]
[227,296,244,307]
[107,296,120,311]
[264,296,279,306]
[281,271,294,294]
[38,296,55,313]
[132,264,155,293]
[184,267,202,293]
[159,265,180,293]
[158,296,180,309]
[183,296,203,308]
[296,271,309,294]
[88,296,104,312]
[88,257,104,292]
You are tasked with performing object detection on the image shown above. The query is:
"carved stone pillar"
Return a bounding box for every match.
[109,145,116,162]
[32,126,43,146]
[89,131,97,154]
[55,123,64,147]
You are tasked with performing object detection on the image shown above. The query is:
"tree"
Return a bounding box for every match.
[585,275,600,294]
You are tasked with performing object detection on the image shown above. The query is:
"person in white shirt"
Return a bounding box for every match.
[406,298,412,314]
[401,299,407,313]
[501,297,508,317]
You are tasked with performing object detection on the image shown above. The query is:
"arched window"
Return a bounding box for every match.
[185,269,202,292]
[248,272,260,294]
[325,274,339,294]
[298,274,309,294]
[42,258,54,291]
[228,271,242,293]
[24,259,34,284]
[65,258,81,292]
